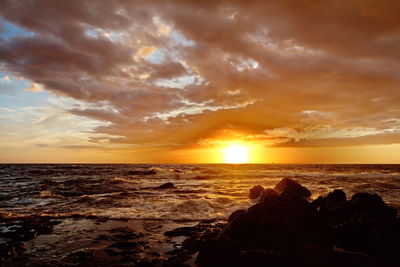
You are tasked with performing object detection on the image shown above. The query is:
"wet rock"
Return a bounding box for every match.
[274,178,311,199]
[222,193,330,250]
[228,209,246,222]
[68,249,93,263]
[104,248,120,257]
[350,193,397,223]
[164,226,197,237]
[109,241,139,250]
[260,188,278,200]
[330,250,374,267]
[249,185,264,199]
[195,238,241,267]
[196,179,399,266]
[161,220,226,266]
[326,189,347,204]
[0,216,55,264]
[156,182,174,189]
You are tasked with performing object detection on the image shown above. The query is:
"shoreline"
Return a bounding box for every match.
[1,214,225,266]
[1,177,400,266]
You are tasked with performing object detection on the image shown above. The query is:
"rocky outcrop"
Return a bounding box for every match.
[156,182,174,189]
[196,178,400,267]
[249,185,264,199]
[274,177,311,199]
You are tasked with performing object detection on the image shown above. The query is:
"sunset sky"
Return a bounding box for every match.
[0,0,400,163]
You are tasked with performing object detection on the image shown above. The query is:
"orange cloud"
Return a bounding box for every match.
[0,0,399,162]
[26,83,43,92]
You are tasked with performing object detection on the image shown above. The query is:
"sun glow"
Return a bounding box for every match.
[222,144,250,164]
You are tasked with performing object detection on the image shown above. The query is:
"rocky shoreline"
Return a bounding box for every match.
[1,178,400,266]
[195,178,400,267]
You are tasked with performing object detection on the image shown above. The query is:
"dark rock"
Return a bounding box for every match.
[312,196,325,208]
[0,216,55,264]
[350,193,397,224]
[222,194,330,250]
[195,238,241,267]
[326,189,347,204]
[261,188,278,200]
[69,249,93,263]
[104,248,120,257]
[195,180,400,267]
[249,185,264,199]
[228,209,246,222]
[164,226,197,237]
[95,234,110,240]
[109,241,139,250]
[274,178,311,199]
[109,226,133,233]
[156,182,174,189]
[330,250,374,267]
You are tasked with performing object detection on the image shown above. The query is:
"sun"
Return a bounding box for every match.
[222,144,249,164]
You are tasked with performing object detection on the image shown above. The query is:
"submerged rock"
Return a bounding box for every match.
[156,182,174,189]
[0,216,56,264]
[164,226,198,237]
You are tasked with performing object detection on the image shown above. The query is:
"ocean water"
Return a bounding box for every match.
[1,164,400,221]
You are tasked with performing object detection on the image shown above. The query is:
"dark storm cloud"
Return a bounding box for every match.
[1,0,400,148]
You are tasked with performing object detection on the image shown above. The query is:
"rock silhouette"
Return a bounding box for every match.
[156,182,174,189]
[249,185,264,199]
[196,178,400,267]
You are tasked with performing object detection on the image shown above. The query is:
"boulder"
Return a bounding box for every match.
[326,189,347,205]
[249,185,264,199]
[274,178,311,199]
[260,188,278,201]
[350,193,397,224]
[228,209,246,222]
[222,191,330,250]
[156,182,174,189]
[196,180,400,267]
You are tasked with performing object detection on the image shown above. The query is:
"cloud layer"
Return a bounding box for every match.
[1,0,400,154]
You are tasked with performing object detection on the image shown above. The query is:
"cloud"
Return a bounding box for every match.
[0,0,400,152]
[274,131,400,147]
[26,83,43,92]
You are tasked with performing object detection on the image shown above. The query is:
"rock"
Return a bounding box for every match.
[156,182,174,189]
[0,216,55,264]
[196,180,400,267]
[274,178,311,199]
[164,226,197,237]
[331,250,374,267]
[350,193,397,224]
[326,189,347,205]
[68,249,93,263]
[260,188,278,200]
[222,193,330,250]
[109,241,139,250]
[228,209,246,222]
[195,238,240,267]
[249,185,264,199]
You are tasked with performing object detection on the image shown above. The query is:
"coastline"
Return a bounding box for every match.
[2,177,400,266]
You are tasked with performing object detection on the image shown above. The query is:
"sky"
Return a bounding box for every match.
[0,0,400,163]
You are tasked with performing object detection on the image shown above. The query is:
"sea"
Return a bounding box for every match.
[1,164,400,221]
